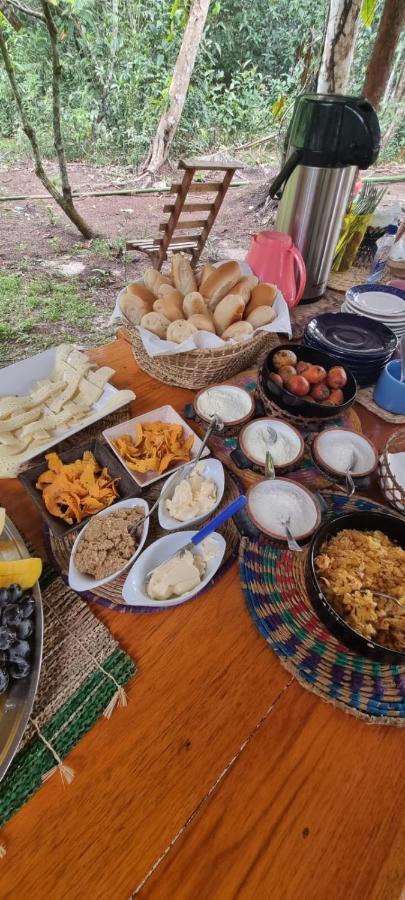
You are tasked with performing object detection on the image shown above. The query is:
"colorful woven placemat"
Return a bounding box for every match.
[0,563,136,827]
[239,491,404,724]
[46,470,242,612]
[185,367,362,491]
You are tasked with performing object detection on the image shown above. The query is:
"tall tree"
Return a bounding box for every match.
[363,0,405,109]
[141,0,211,176]
[0,1,93,238]
[317,0,362,93]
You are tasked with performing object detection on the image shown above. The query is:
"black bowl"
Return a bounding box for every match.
[307,511,405,663]
[261,343,357,419]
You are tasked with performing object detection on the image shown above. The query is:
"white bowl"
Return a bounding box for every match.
[247,478,321,542]
[312,428,377,478]
[68,497,149,592]
[122,530,226,608]
[194,384,254,426]
[158,458,225,531]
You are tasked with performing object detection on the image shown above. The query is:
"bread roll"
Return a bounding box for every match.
[119,292,151,325]
[126,282,155,305]
[246,305,277,329]
[153,297,185,322]
[222,321,254,342]
[140,311,170,339]
[143,268,172,297]
[183,291,207,318]
[157,282,178,299]
[171,253,197,295]
[159,288,184,309]
[213,294,245,335]
[167,319,198,344]
[231,275,259,305]
[246,282,278,316]
[188,314,216,334]
[203,261,242,310]
[198,263,216,292]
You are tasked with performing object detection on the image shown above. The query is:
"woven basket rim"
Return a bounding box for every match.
[127,321,277,362]
[379,430,405,501]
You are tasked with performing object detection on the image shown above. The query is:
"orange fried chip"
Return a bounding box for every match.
[35,451,119,524]
[112,422,194,476]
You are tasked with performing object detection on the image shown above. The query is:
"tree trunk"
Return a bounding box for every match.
[317,0,362,94]
[0,21,93,238]
[142,0,211,176]
[363,0,405,109]
[96,0,120,124]
[381,75,405,151]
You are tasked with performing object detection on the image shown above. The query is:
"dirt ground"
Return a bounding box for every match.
[0,158,404,365]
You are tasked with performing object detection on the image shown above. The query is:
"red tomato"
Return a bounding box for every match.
[327,367,347,389]
[304,365,327,384]
[311,383,330,402]
[285,375,310,396]
[328,388,344,405]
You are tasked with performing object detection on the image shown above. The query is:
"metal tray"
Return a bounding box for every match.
[0,516,43,782]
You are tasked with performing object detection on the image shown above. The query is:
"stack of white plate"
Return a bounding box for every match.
[342,284,405,339]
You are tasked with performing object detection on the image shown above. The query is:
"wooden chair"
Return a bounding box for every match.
[126,158,242,270]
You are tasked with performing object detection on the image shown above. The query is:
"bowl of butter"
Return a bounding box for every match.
[158,458,225,531]
[122,530,226,608]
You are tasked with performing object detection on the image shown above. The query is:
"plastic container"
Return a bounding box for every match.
[367,224,398,284]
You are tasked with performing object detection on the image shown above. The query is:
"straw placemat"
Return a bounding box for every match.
[0,564,136,829]
[184,367,363,491]
[356,385,405,424]
[46,470,242,612]
[239,491,404,725]
[327,265,370,293]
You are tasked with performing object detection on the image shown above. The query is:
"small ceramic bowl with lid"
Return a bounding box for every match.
[233,418,304,474]
[312,428,378,484]
[247,478,321,543]
[193,384,254,435]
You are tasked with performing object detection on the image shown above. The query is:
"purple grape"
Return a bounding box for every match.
[9,658,31,679]
[9,641,30,661]
[0,667,9,693]
[0,589,10,607]
[20,599,35,619]
[8,584,23,602]
[2,605,23,626]
[16,620,33,640]
[0,626,15,650]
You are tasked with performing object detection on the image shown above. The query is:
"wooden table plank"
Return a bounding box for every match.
[142,680,405,900]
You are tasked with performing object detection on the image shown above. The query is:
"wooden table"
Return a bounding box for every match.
[0,338,404,900]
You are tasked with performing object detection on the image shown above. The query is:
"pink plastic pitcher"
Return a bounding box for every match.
[246,230,306,308]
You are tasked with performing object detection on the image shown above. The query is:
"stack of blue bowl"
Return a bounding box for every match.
[304,312,397,387]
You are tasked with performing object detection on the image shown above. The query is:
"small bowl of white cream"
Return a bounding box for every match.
[194,384,254,432]
[312,428,377,481]
[238,418,304,472]
[247,478,321,542]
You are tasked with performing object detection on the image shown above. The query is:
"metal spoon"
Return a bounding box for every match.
[266,425,278,446]
[358,589,404,609]
[400,334,405,383]
[131,417,218,534]
[345,448,357,497]
[281,515,302,552]
[265,450,275,479]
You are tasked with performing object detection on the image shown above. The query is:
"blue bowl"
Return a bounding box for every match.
[374,360,405,414]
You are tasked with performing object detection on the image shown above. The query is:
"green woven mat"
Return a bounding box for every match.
[0,563,136,828]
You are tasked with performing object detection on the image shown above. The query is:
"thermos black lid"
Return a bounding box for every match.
[287,93,380,168]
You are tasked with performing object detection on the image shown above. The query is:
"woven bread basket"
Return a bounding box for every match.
[127,323,280,390]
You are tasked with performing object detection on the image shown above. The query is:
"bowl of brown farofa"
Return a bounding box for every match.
[68,498,149,593]
[307,512,405,663]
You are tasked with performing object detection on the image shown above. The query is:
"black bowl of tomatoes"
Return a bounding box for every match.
[261,344,357,419]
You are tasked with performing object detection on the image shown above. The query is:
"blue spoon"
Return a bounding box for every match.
[146,494,247,581]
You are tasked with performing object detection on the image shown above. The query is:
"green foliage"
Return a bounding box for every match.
[0,0,400,166]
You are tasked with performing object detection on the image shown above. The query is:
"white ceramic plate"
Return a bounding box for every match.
[313,428,377,477]
[0,347,135,468]
[158,458,225,531]
[343,300,405,321]
[68,498,149,592]
[247,478,321,542]
[122,530,226,608]
[103,404,209,487]
[346,289,405,317]
[341,303,405,334]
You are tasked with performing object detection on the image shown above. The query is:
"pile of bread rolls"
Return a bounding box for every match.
[119,254,278,344]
